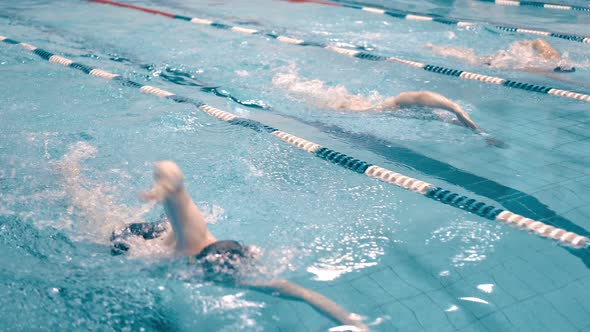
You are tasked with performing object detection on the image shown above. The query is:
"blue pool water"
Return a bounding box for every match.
[1,0,590,330]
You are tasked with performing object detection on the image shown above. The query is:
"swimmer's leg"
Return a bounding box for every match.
[240,279,370,331]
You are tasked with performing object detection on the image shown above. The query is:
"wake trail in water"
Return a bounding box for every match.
[272,65,384,112]
[54,142,153,246]
[425,41,582,71]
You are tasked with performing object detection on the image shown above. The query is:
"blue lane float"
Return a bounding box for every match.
[88,0,590,103]
[2,34,588,249]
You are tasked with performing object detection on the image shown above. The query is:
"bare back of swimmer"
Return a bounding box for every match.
[114,161,370,331]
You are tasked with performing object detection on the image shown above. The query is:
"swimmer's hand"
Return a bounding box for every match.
[478,132,509,149]
[484,137,509,149]
[140,161,185,202]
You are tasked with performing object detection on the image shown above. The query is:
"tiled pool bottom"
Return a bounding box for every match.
[270,242,590,331]
[297,108,590,331]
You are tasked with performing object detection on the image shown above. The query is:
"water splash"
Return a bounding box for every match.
[200,203,226,224]
[426,40,580,71]
[53,142,153,245]
[272,65,384,111]
[426,219,502,267]
[306,230,388,281]
[486,41,563,71]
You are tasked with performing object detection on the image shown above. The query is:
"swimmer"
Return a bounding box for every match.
[272,70,507,147]
[112,161,370,331]
[273,70,479,129]
[356,91,510,147]
[424,39,578,75]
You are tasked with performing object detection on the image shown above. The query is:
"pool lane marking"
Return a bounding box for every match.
[87,0,590,103]
[476,0,590,12]
[86,0,176,17]
[283,0,590,43]
[2,34,588,249]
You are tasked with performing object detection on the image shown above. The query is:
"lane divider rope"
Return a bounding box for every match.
[475,0,590,12]
[285,0,590,43]
[2,34,588,248]
[88,0,590,103]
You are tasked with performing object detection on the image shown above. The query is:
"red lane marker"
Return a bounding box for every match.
[286,0,341,6]
[88,0,176,18]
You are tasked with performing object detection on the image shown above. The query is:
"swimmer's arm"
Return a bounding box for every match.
[241,279,370,331]
[525,70,590,87]
[513,64,590,87]
[383,91,479,131]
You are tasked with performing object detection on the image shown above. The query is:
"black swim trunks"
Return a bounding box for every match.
[110,223,250,282]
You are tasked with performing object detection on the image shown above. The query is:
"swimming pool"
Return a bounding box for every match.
[1,0,590,330]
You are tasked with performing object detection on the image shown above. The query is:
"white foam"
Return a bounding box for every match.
[0,205,14,215]
[427,219,502,267]
[199,203,225,224]
[306,232,386,281]
[424,43,482,65]
[425,41,575,71]
[124,229,176,260]
[272,65,383,112]
[486,41,558,70]
[235,70,250,77]
[54,142,155,245]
